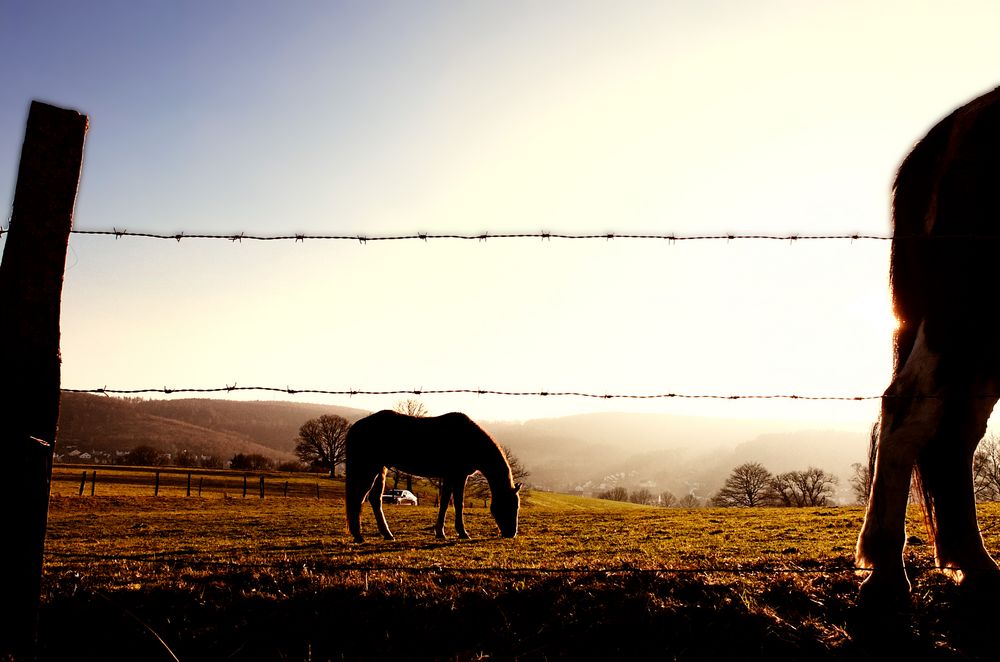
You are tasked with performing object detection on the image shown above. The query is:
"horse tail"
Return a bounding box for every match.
[887,107,961,545]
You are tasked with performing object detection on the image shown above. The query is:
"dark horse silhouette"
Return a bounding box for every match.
[345,410,522,543]
[857,85,1000,604]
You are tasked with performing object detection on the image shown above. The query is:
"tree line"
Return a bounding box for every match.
[711,462,841,507]
[704,433,1000,509]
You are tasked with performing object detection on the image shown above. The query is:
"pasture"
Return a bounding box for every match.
[39,468,1000,660]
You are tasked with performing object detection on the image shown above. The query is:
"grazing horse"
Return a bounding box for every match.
[857,85,1000,604]
[345,410,522,543]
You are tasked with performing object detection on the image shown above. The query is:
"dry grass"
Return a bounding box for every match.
[37,478,1000,661]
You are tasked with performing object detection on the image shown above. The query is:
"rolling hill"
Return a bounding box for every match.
[57,394,869,501]
[57,393,369,463]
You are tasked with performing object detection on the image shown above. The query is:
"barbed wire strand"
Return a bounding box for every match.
[25,228,1000,243]
[40,229,899,243]
[60,385,891,401]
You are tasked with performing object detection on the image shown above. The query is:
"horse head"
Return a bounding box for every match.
[490,482,522,538]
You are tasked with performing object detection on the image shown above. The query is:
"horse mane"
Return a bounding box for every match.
[475,424,516,488]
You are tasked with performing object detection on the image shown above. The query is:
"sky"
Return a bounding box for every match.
[3,1,1000,427]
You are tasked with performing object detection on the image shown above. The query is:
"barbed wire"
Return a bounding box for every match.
[24,228,1000,243]
[53,229,897,243]
[60,385,888,401]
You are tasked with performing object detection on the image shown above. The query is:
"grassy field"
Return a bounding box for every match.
[38,468,1000,661]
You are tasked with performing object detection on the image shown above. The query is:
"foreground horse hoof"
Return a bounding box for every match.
[352,535,365,544]
[858,572,911,610]
[381,534,395,541]
[457,532,470,540]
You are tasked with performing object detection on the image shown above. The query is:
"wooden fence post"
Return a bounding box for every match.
[78,471,86,496]
[154,471,160,497]
[259,476,265,499]
[243,474,248,498]
[0,100,87,660]
[198,476,203,497]
[90,470,96,496]
[186,473,192,497]
[284,481,289,497]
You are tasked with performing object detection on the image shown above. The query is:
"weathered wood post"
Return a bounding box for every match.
[198,476,204,497]
[186,472,192,497]
[78,471,86,496]
[243,474,248,498]
[259,475,265,499]
[154,471,160,496]
[0,100,87,660]
[90,470,96,496]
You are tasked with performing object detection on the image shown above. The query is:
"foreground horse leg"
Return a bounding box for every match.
[367,468,395,541]
[345,467,379,543]
[917,386,1000,590]
[435,481,453,539]
[858,330,944,605]
[452,476,470,539]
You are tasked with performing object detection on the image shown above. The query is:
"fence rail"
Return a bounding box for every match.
[51,466,340,500]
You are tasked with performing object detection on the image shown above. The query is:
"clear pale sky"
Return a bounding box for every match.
[3,1,999,426]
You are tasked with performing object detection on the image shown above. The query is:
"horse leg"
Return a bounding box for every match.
[345,466,379,543]
[917,383,1000,590]
[367,468,394,541]
[435,481,453,539]
[857,327,944,605]
[453,476,470,539]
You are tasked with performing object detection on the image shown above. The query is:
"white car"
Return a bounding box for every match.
[381,489,418,506]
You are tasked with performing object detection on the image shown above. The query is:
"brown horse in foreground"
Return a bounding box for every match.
[857,85,1000,604]
[345,410,521,543]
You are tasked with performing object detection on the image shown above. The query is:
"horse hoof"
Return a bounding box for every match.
[382,534,395,541]
[353,536,365,544]
[858,572,911,610]
[458,533,470,540]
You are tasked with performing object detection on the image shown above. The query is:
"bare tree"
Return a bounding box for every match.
[711,462,774,507]
[394,399,428,417]
[769,467,839,507]
[974,435,1000,502]
[677,493,701,508]
[659,491,677,507]
[598,486,629,502]
[294,414,351,477]
[629,488,654,505]
[850,462,872,506]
